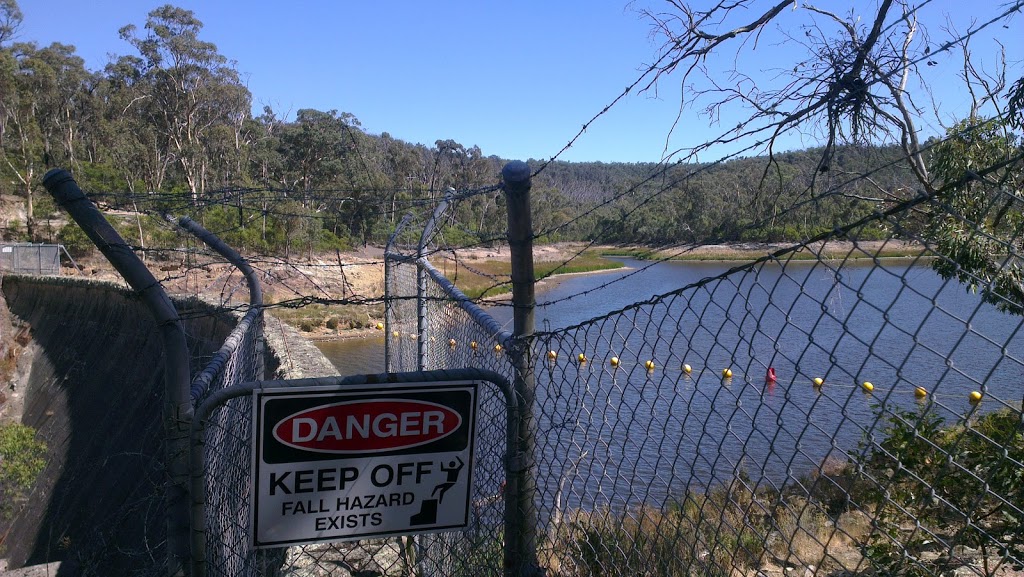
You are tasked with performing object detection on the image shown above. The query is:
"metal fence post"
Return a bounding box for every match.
[385,216,409,373]
[167,215,267,577]
[42,169,193,577]
[417,188,457,371]
[172,215,265,394]
[502,160,539,577]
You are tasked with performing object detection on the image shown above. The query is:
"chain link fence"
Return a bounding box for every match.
[384,186,1023,577]
[188,205,516,576]
[0,243,63,275]
[39,171,1020,577]
[43,172,1013,576]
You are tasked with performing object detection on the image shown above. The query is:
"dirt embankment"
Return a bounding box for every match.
[57,240,921,340]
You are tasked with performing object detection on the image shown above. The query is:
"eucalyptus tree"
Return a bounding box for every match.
[0,0,20,47]
[119,4,250,200]
[0,39,89,236]
[100,54,169,193]
[0,42,45,237]
[31,42,89,167]
[278,108,357,195]
[371,131,430,227]
[926,117,1023,313]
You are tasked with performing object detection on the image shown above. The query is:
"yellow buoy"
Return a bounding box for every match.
[494,344,502,353]
[915,387,928,399]
[644,360,655,371]
[610,356,620,368]
[392,330,399,338]
[682,363,692,374]
[969,391,983,405]
[470,341,478,350]
[376,322,384,330]
[722,368,733,378]
[813,377,824,387]
[861,381,874,393]
[449,338,457,347]
[547,350,558,361]
[578,353,587,363]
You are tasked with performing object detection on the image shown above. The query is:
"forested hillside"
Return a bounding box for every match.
[1,2,920,256]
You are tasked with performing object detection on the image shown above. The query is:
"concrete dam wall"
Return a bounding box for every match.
[0,275,336,576]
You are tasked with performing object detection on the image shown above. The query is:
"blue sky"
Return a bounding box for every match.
[14,0,1023,163]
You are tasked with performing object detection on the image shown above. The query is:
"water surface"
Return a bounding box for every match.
[318,257,1024,506]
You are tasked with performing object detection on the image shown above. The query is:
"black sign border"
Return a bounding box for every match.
[250,380,479,549]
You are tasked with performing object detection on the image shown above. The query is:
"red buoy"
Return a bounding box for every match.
[766,367,777,383]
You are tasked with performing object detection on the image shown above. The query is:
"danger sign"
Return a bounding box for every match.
[252,381,478,548]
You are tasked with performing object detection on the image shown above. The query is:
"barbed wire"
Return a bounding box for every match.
[31,1,1020,333]
[538,148,1024,336]
[462,112,1013,308]
[464,0,1022,305]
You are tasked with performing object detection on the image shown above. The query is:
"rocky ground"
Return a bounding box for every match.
[40,239,920,341]
[54,243,599,339]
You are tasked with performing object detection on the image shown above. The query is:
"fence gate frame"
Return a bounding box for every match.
[189,369,519,577]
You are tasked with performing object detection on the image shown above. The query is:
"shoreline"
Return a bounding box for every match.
[603,239,923,262]
[488,264,630,300]
[293,240,927,342]
[301,326,384,342]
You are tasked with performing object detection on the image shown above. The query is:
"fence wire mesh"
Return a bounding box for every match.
[383,190,1023,577]
[195,308,273,577]
[0,243,62,275]
[384,250,515,577]
[191,184,1022,577]
[195,248,512,576]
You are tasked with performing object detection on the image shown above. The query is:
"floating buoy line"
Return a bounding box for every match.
[379,331,986,406]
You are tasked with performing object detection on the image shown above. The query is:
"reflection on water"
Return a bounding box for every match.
[314,335,386,376]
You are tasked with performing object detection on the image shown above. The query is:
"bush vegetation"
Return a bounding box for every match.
[0,423,47,518]
[534,406,1023,577]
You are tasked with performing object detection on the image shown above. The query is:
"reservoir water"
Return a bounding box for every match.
[317,257,1024,506]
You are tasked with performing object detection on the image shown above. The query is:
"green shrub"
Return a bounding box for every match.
[314,229,350,252]
[58,222,96,258]
[0,423,47,514]
[857,406,1024,575]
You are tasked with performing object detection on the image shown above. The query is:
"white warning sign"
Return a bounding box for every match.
[251,381,478,548]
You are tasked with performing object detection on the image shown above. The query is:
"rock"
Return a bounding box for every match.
[836,510,872,541]
[0,562,62,577]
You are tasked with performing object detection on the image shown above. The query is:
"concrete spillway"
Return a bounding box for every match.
[0,275,237,575]
[0,274,336,576]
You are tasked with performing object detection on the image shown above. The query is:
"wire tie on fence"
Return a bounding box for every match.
[507,451,527,473]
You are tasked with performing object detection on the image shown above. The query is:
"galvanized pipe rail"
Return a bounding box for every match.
[167,215,265,402]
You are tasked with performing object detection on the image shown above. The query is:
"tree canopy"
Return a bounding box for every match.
[1,0,1020,307]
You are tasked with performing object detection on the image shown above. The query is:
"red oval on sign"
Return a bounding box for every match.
[272,399,462,454]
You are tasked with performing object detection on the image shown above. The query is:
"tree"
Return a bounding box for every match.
[30,42,89,167]
[119,4,250,200]
[926,117,1023,313]
[0,0,21,47]
[641,0,1022,304]
[0,42,46,238]
[100,54,171,192]
[278,108,357,194]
